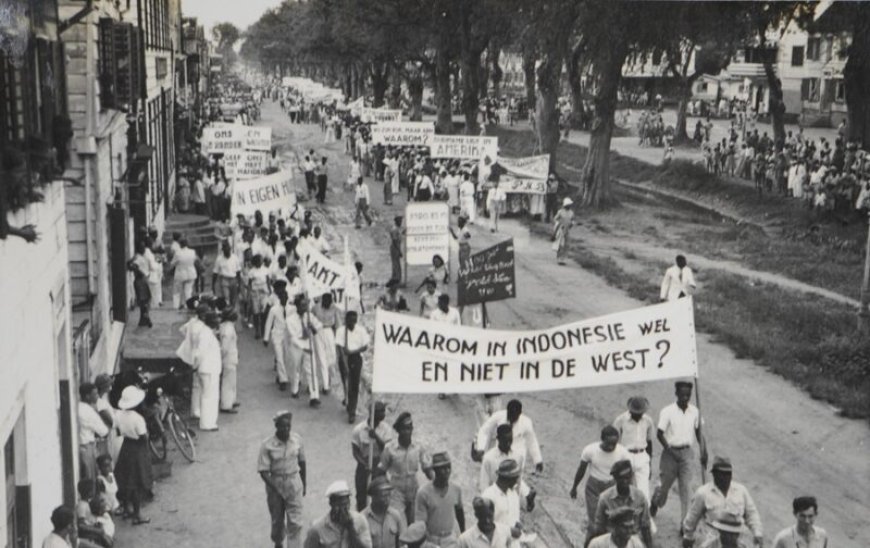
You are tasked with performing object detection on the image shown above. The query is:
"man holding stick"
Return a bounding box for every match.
[351,401,392,511]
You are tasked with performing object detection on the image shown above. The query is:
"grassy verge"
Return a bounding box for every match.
[494,127,866,300]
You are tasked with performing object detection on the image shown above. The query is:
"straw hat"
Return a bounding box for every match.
[118,386,146,410]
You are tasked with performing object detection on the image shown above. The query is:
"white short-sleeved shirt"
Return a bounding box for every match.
[613,411,656,452]
[116,409,148,439]
[420,291,442,318]
[214,253,241,278]
[580,442,632,482]
[657,403,701,447]
[336,325,371,354]
[78,402,109,444]
[429,307,461,325]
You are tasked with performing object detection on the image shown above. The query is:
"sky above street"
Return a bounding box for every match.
[183,0,280,34]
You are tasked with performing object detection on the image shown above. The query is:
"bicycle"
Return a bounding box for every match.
[144,367,197,463]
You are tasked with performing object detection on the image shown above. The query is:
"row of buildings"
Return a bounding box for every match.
[0,1,214,544]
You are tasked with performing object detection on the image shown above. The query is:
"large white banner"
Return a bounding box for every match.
[203,125,245,154]
[373,298,699,394]
[230,170,296,218]
[297,238,358,303]
[430,135,498,160]
[362,107,402,123]
[496,154,550,195]
[405,202,450,266]
[371,122,435,147]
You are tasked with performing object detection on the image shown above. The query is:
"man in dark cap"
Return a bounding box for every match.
[352,401,393,511]
[481,459,535,540]
[650,381,707,525]
[379,413,433,524]
[682,456,762,548]
[259,411,307,548]
[305,480,372,548]
[415,452,465,547]
[613,396,654,502]
[587,507,645,548]
[457,498,510,548]
[586,460,652,548]
[364,477,406,548]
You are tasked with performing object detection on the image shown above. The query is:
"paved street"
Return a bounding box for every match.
[117,101,869,548]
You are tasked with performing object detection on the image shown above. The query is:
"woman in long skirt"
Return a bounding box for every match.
[114,386,153,525]
[553,197,575,265]
[312,293,341,395]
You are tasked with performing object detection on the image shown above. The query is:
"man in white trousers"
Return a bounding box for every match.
[191,310,221,431]
[459,173,477,224]
[612,396,655,501]
[286,294,324,408]
[264,287,292,391]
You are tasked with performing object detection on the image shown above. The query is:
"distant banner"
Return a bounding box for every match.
[244,126,272,151]
[405,202,450,266]
[372,298,699,394]
[297,238,357,303]
[497,154,550,194]
[348,97,365,116]
[371,122,435,147]
[202,125,245,154]
[362,107,402,123]
[234,150,270,179]
[457,239,516,306]
[430,135,498,160]
[230,170,296,218]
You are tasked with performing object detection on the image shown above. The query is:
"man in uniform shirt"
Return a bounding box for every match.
[587,461,652,548]
[457,498,511,548]
[650,381,707,524]
[286,294,324,407]
[352,401,393,511]
[258,411,307,548]
[613,397,655,501]
[475,400,543,473]
[415,453,465,548]
[481,459,535,544]
[479,425,527,493]
[337,310,371,423]
[305,481,372,548]
[570,426,631,527]
[772,496,828,548]
[212,240,242,307]
[365,478,407,548]
[78,383,109,481]
[587,507,646,548]
[660,255,696,302]
[378,412,434,525]
[682,457,762,548]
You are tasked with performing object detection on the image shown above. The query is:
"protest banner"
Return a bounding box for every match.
[229,170,296,218]
[202,125,244,154]
[297,238,356,303]
[405,202,450,266]
[458,239,516,307]
[370,121,435,147]
[372,298,699,394]
[494,154,550,194]
[430,135,498,160]
[234,150,270,179]
[362,107,402,123]
[244,126,272,151]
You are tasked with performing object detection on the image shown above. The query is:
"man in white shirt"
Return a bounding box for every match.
[486,181,507,233]
[42,506,75,548]
[660,255,696,302]
[479,424,527,494]
[650,381,707,525]
[78,383,109,480]
[286,294,324,407]
[170,238,198,309]
[191,310,222,431]
[475,400,543,473]
[303,154,317,198]
[428,294,461,325]
[569,425,631,527]
[457,498,511,548]
[311,225,332,256]
[459,173,477,224]
[212,240,242,306]
[481,459,534,543]
[337,310,370,423]
[355,179,373,228]
[612,397,655,501]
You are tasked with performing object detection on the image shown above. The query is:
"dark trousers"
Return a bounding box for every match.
[316,175,328,203]
[305,171,316,195]
[346,352,362,419]
[354,462,369,512]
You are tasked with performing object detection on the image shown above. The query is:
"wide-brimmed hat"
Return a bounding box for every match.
[627,396,649,414]
[711,511,744,533]
[711,456,733,473]
[118,386,146,410]
[431,452,451,469]
[562,197,574,207]
[368,476,393,495]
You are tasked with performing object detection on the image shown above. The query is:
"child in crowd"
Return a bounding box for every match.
[96,455,121,515]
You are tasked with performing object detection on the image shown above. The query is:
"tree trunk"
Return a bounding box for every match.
[389,63,403,109]
[762,60,786,151]
[479,56,490,99]
[461,51,482,135]
[355,64,367,99]
[673,76,692,144]
[408,69,424,121]
[435,49,454,134]
[566,46,585,129]
[371,61,389,108]
[845,5,870,147]
[581,44,628,209]
[522,47,536,112]
[536,53,563,173]
[491,47,503,99]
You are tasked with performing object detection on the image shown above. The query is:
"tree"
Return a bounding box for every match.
[212,22,241,69]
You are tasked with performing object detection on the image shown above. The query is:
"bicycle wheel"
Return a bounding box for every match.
[167,410,197,462]
[148,431,167,461]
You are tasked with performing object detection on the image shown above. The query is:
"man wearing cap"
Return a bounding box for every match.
[475,400,543,474]
[259,411,307,548]
[650,381,707,524]
[457,498,511,548]
[365,478,407,548]
[399,522,438,548]
[703,511,746,548]
[379,413,433,524]
[481,459,535,542]
[305,480,372,548]
[479,424,527,494]
[613,397,655,501]
[586,461,652,548]
[415,452,465,548]
[570,426,631,528]
[352,402,393,511]
[772,496,827,548]
[682,457,762,548]
[587,507,646,548]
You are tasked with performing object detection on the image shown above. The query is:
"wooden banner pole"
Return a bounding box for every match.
[694,374,707,484]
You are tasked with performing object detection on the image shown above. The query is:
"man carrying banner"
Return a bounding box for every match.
[336,310,370,423]
[286,294,324,407]
[352,402,393,512]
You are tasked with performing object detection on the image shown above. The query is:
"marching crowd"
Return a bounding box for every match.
[44,82,831,548]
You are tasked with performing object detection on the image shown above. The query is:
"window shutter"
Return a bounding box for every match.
[114,22,135,109]
[99,18,118,109]
[801,79,810,101]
